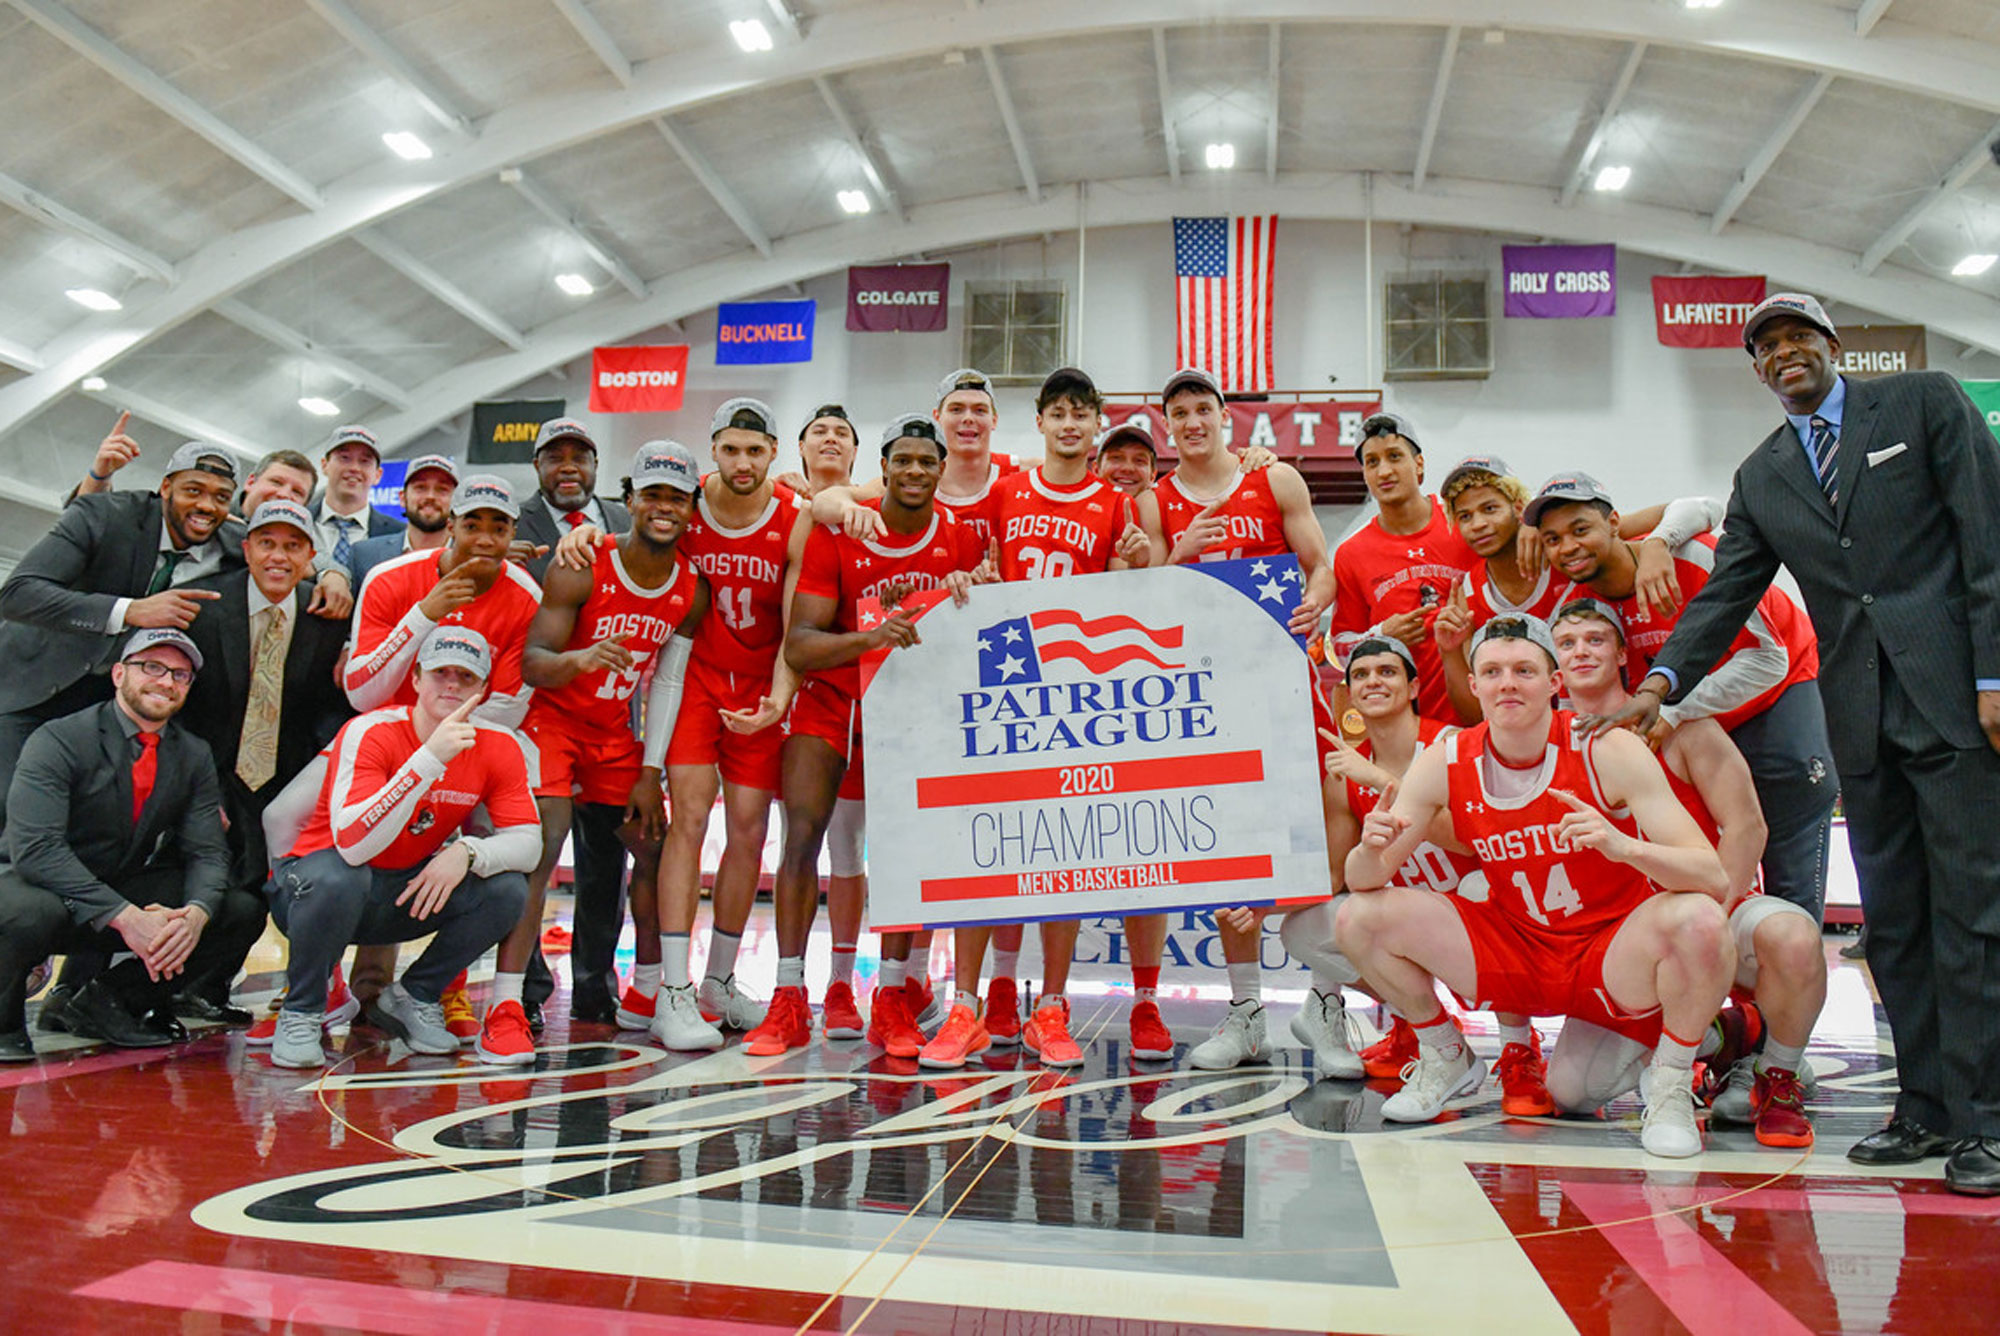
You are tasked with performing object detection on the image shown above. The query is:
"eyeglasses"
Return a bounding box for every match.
[123,657,193,685]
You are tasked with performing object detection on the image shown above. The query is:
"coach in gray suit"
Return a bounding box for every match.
[509,417,632,584]
[1599,293,2000,1194]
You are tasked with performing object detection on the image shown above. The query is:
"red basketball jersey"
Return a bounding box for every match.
[531,542,701,730]
[1154,465,1290,562]
[1459,561,1577,626]
[794,504,984,697]
[345,548,542,710]
[994,468,1132,581]
[1346,717,1481,894]
[935,453,1021,552]
[1444,710,1657,936]
[680,486,804,676]
[1329,497,1479,722]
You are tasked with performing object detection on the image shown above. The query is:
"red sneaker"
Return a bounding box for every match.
[441,970,477,1042]
[245,1014,278,1046]
[615,984,657,1032]
[869,985,924,1058]
[540,923,573,954]
[743,985,812,1057]
[1752,1067,1815,1148]
[1496,1036,1554,1117]
[1128,999,1174,1061]
[475,1000,536,1067]
[1362,1016,1419,1081]
[905,976,942,1033]
[1023,998,1084,1068]
[326,965,360,1028]
[919,1004,992,1069]
[985,976,1023,1046]
[821,981,864,1039]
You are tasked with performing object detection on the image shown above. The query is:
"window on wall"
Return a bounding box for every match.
[1383,273,1492,380]
[965,281,1067,384]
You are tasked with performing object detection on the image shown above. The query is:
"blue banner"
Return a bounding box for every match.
[368,459,408,522]
[716,299,816,365]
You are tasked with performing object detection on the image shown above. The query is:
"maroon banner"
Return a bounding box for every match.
[1106,398,1382,506]
[1652,274,1766,349]
[846,263,950,332]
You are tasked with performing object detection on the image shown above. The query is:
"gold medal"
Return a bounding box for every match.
[1341,708,1365,738]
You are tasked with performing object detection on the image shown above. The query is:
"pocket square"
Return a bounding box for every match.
[1867,443,1908,466]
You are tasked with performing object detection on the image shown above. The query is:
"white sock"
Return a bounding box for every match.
[880,957,908,988]
[1653,1029,1701,1073]
[956,989,979,1012]
[1311,968,1344,995]
[1042,991,1066,1012]
[1412,1013,1464,1061]
[706,928,743,983]
[491,972,524,1008]
[662,933,691,990]
[632,962,662,999]
[993,946,1020,981]
[830,942,858,988]
[776,956,805,988]
[1758,1038,1807,1076]
[1498,1022,1534,1049]
[1226,959,1261,1005]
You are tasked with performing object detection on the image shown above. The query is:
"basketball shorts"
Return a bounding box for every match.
[785,674,865,794]
[1448,896,1664,1046]
[522,708,641,807]
[664,658,785,793]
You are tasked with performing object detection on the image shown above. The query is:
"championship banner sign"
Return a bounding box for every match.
[1503,244,1616,318]
[468,397,565,464]
[716,299,816,365]
[1835,324,1927,379]
[1965,381,2000,443]
[590,345,688,413]
[1105,399,1382,456]
[860,557,1329,931]
[1651,274,1765,348]
[846,264,949,333]
[367,459,408,522]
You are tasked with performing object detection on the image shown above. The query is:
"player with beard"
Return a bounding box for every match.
[742,415,984,1057]
[347,455,458,589]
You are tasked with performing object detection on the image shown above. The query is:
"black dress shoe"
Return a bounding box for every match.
[524,999,546,1036]
[0,1029,34,1062]
[141,1008,190,1043]
[1946,1137,2000,1196]
[35,984,74,1033]
[570,994,618,1026]
[1847,1116,1958,1164]
[172,993,253,1026]
[61,978,173,1049]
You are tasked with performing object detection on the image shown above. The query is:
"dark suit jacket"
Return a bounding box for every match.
[2,701,229,925]
[1654,372,2000,774]
[0,492,247,715]
[346,531,411,591]
[514,493,631,583]
[177,572,354,884]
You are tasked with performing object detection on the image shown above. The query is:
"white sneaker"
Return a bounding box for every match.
[1380,1041,1485,1122]
[1289,990,1365,1080]
[270,1010,328,1069]
[698,975,764,1031]
[653,984,725,1051]
[370,983,458,1055]
[1641,1063,1704,1158]
[1709,1061,1756,1125]
[1189,1000,1270,1071]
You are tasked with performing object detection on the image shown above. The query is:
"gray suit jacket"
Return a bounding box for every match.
[513,492,631,584]
[0,492,246,715]
[1653,372,2000,775]
[346,531,410,591]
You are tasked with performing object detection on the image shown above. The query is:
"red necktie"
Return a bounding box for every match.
[131,731,159,824]
[564,510,587,529]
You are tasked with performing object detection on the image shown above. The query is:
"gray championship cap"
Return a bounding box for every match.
[1522,471,1617,527]
[1095,417,1159,456]
[880,412,945,452]
[244,498,316,545]
[403,453,459,484]
[533,417,598,456]
[322,424,380,460]
[1344,633,1420,682]
[1440,453,1515,497]
[1741,292,1838,352]
[710,397,778,439]
[631,439,702,493]
[1467,614,1560,668]
[1161,366,1224,403]
[1356,411,1421,458]
[1552,595,1628,642]
[163,440,239,484]
[935,367,995,405]
[450,473,519,519]
[416,625,492,679]
[121,626,203,673]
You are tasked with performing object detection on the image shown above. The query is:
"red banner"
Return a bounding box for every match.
[1106,399,1382,457]
[589,345,689,413]
[1652,275,1766,349]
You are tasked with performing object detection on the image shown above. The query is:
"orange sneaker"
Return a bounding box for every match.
[1752,1067,1815,1148]
[985,976,1023,1046]
[1362,1016,1419,1081]
[1128,999,1173,1061]
[919,1003,992,1069]
[440,971,477,1042]
[821,981,864,1039]
[615,984,657,1032]
[1496,1036,1554,1116]
[1023,998,1084,1068]
[869,985,925,1058]
[743,985,812,1056]
[475,1000,536,1066]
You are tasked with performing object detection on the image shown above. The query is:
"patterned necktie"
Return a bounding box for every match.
[236,605,285,790]
[333,516,359,568]
[1809,416,1839,507]
[146,550,184,597]
[131,731,159,824]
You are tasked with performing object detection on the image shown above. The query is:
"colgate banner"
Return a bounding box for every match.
[847,263,950,332]
[1652,274,1766,348]
[589,345,688,413]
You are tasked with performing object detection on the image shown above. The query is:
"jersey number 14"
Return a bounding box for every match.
[1514,865,1583,924]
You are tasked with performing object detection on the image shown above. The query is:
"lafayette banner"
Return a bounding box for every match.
[1503,244,1616,318]
[716,299,816,364]
[846,263,949,332]
[1651,274,1766,348]
[860,557,1329,931]
[589,345,688,413]
[1104,399,1383,456]
[468,397,565,463]
[1835,324,1927,379]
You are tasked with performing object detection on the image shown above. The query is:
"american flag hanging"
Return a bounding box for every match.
[1174,215,1277,393]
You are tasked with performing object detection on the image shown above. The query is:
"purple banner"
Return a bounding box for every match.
[1502,244,1616,318]
[846,263,950,332]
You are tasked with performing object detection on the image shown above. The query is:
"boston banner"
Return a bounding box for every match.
[468,397,565,463]
[1652,274,1766,348]
[859,558,1328,931]
[847,263,949,333]
[1503,243,1617,318]
[717,299,816,365]
[1835,324,1927,380]
[590,345,689,413]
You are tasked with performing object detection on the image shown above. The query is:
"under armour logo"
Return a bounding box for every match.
[1464,802,1485,814]
[1406,548,1425,559]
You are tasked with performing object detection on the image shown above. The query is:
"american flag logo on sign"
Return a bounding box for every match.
[1174,216,1277,393]
[975,611,1186,686]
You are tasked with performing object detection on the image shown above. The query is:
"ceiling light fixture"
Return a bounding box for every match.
[1951,253,1997,277]
[66,287,122,311]
[1684,0,1724,9]
[80,375,108,392]
[836,189,872,215]
[298,396,340,417]
[730,19,773,52]
[555,272,595,296]
[1205,142,1236,170]
[381,131,432,161]
[1593,164,1632,192]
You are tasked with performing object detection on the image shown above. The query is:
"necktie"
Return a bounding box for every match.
[1809,416,1839,507]
[145,551,184,597]
[131,731,159,824]
[564,510,588,530]
[237,606,286,791]
[333,516,359,568]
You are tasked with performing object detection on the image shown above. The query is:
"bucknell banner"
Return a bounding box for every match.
[847,263,949,332]
[589,345,688,413]
[860,558,1329,930]
[1652,274,1766,349]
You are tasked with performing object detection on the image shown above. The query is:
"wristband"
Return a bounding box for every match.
[88,470,109,481]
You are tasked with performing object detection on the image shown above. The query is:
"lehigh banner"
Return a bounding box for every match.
[468,398,566,464]
[1834,324,1927,380]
